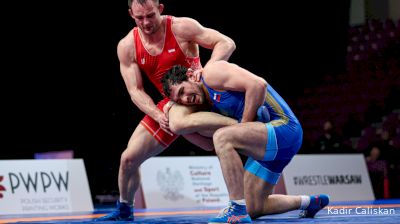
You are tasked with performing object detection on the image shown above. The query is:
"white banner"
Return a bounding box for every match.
[282,154,375,201]
[0,159,93,215]
[140,156,229,208]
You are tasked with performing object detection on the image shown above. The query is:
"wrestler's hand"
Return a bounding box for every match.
[156,112,174,136]
[187,68,203,82]
[163,101,175,119]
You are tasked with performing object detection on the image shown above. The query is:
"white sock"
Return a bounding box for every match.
[231,199,246,206]
[120,198,134,207]
[299,195,310,210]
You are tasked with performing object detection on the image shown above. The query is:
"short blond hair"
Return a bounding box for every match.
[128,0,159,8]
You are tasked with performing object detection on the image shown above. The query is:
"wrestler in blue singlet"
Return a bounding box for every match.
[202,79,303,184]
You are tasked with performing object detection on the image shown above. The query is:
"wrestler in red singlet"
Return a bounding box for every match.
[134,15,201,147]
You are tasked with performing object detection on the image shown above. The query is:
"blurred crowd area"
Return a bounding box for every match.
[293,18,400,199]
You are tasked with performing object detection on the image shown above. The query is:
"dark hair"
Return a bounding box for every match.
[161,65,189,97]
[128,0,159,8]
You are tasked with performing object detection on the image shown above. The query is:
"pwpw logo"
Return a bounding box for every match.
[0,176,6,198]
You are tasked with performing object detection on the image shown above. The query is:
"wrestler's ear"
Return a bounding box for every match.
[158,4,164,14]
[128,8,134,18]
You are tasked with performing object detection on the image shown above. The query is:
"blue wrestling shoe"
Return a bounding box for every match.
[208,201,252,223]
[94,200,134,221]
[299,194,330,218]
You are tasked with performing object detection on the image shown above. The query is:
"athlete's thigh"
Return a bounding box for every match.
[124,124,166,163]
[217,122,267,160]
[169,103,198,121]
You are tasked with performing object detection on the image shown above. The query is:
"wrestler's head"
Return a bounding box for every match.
[128,0,164,35]
[162,65,205,105]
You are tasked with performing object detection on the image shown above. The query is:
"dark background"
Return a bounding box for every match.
[2,1,350,197]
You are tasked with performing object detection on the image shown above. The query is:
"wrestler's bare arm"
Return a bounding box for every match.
[118,33,170,131]
[172,17,236,65]
[203,61,267,123]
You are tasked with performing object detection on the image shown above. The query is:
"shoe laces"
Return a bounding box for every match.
[299,209,307,218]
[216,202,235,218]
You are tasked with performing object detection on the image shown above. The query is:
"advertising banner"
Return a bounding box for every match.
[140,156,229,208]
[0,159,93,215]
[282,154,375,201]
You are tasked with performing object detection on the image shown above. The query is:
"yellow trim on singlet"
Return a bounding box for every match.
[264,91,289,127]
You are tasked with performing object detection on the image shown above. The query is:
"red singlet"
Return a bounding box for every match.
[133,15,201,146]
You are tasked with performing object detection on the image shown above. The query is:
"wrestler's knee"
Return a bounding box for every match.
[213,127,232,145]
[119,148,141,170]
[213,128,234,154]
[120,151,132,169]
[169,118,185,134]
[246,198,264,218]
[246,195,264,218]
[248,209,263,219]
[168,104,198,134]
